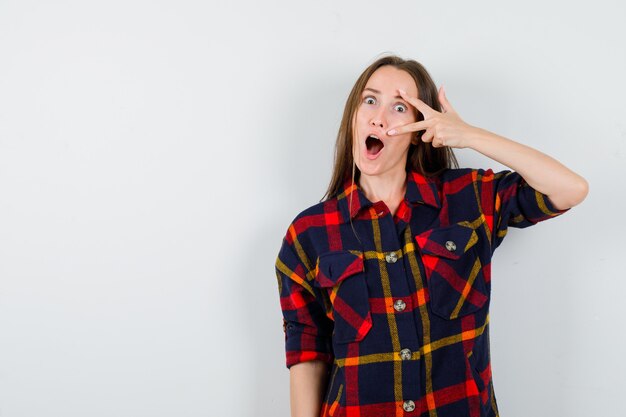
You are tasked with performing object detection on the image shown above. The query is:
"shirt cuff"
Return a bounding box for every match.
[284,320,334,369]
[534,189,572,217]
[286,350,334,369]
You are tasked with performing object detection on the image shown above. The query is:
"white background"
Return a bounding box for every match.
[0,1,624,416]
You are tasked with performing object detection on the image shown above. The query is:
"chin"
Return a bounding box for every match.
[355,163,383,177]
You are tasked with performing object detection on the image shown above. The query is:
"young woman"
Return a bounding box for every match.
[274,55,588,417]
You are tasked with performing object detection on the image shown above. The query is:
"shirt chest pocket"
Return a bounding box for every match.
[415,222,489,320]
[313,250,373,344]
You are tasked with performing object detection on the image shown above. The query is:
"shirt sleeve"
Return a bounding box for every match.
[477,168,571,253]
[275,235,334,369]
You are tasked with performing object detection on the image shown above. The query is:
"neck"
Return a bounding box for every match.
[358,167,407,204]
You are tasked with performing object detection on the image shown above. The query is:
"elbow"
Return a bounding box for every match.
[569,176,590,207]
[551,176,589,210]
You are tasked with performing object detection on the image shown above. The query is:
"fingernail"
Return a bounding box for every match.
[398,89,406,95]
[388,129,396,135]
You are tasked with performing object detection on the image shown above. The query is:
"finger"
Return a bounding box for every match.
[422,128,434,143]
[387,119,433,136]
[438,86,447,113]
[432,133,443,147]
[438,85,456,114]
[427,131,442,147]
[398,89,437,118]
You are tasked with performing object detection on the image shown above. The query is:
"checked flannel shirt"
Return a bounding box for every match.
[275,167,570,417]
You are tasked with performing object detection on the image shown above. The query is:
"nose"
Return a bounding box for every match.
[370,119,384,128]
[369,109,386,129]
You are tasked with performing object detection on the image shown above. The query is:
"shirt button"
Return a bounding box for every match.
[385,251,398,263]
[400,348,412,360]
[393,299,406,312]
[403,400,416,412]
[445,240,457,252]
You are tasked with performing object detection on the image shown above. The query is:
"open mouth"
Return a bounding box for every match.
[365,135,384,155]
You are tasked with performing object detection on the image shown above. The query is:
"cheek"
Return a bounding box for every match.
[393,111,416,124]
[355,108,370,124]
[393,133,414,148]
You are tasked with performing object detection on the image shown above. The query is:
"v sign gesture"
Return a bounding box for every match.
[387,86,478,149]
[388,84,587,210]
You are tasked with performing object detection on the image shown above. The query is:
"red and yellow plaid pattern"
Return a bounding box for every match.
[275,167,570,417]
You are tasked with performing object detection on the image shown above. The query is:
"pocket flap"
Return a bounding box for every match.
[314,250,364,288]
[415,223,478,260]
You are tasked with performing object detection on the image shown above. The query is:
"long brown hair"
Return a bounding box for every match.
[321,54,458,202]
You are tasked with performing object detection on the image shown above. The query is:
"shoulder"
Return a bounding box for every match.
[278,197,340,260]
[288,197,338,232]
[433,167,519,213]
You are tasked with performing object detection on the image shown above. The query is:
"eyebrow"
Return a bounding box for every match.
[363,87,404,100]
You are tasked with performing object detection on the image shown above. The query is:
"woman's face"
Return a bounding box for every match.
[353,65,418,177]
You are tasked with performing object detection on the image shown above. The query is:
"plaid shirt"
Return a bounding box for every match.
[275,167,570,417]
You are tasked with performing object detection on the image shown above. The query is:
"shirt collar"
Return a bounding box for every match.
[337,168,442,221]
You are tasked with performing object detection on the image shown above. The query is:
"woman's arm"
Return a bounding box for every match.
[289,360,330,417]
[389,87,589,210]
[463,127,588,210]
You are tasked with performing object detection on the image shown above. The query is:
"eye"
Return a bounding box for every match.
[363,96,376,105]
[394,103,407,113]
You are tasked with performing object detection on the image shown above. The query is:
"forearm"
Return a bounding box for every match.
[289,360,330,417]
[465,127,589,210]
